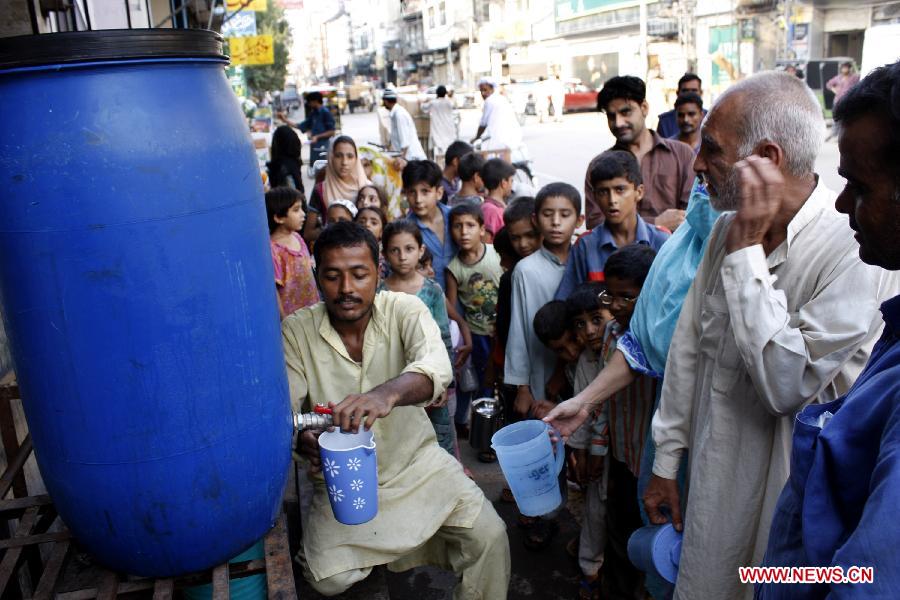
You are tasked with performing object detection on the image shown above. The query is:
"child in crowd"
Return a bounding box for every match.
[417,246,435,279]
[379,219,459,454]
[403,160,456,290]
[356,206,389,278]
[301,206,323,252]
[532,300,584,413]
[505,182,583,420]
[492,198,542,424]
[326,199,357,224]
[555,150,669,299]
[479,158,517,242]
[356,206,386,242]
[522,298,584,550]
[265,187,319,319]
[356,184,389,214]
[445,204,502,447]
[441,141,473,203]
[564,282,615,599]
[593,244,659,599]
[449,152,486,207]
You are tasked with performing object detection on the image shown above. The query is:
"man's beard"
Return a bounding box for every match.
[708,166,742,211]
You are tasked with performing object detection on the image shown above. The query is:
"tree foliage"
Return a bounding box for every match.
[238,3,291,94]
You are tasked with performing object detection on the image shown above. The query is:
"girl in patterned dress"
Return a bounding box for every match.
[266,187,319,319]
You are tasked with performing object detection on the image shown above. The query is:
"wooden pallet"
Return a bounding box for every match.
[0,383,298,599]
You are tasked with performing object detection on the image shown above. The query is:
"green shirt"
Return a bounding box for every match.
[446,244,502,336]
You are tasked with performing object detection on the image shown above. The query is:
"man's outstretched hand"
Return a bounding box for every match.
[543,397,592,440]
[643,474,683,532]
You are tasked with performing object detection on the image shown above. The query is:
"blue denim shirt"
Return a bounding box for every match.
[299,106,335,156]
[554,214,670,300]
[409,202,457,291]
[757,294,900,599]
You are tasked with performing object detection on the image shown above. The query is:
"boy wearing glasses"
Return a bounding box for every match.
[555,150,669,300]
[569,244,659,599]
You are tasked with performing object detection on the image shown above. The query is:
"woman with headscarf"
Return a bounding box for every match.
[267,125,305,192]
[309,135,371,222]
[544,181,719,599]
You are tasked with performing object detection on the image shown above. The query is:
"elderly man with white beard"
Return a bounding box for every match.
[642,71,899,600]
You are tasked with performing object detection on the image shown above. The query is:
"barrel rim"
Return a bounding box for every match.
[0,29,227,70]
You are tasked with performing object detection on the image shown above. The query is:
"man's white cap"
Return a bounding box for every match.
[477,77,496,88]
[382,88,398,101]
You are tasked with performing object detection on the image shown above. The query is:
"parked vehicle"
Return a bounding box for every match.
[563,79,598,113]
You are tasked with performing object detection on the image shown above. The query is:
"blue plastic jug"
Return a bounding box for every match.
[491,420,565,516]
[0,30,291,576]
[627,524,683,583]
[319,429,378,525]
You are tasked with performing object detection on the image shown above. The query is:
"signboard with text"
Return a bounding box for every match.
[229,34,274,66]
[221,11,257,37]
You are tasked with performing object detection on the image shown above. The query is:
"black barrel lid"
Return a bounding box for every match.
[0,28,227,70]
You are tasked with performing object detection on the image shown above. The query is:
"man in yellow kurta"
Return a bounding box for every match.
[283,221,510,598]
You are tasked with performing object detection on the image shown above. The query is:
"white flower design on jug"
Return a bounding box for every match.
[353,497,366,510]
[323,458,340,478]
[346,457,362,471]
[350,479,364,491]
[328,485,344,503]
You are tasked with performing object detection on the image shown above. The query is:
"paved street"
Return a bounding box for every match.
[334,107,845,197]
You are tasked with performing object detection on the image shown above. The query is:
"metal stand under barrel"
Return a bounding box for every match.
[0,381,299,599]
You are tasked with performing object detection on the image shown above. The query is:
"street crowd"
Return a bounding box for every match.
[263,59,900,600]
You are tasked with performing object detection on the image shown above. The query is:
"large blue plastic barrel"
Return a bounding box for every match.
[0,30,292,576]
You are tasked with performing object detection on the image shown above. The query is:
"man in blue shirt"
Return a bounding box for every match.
[656,73,707,139]
[757,60,900,599]
[279,91,335,163]
[556,150,669,300]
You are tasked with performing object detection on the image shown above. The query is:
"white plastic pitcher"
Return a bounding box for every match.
[491,420,564,516]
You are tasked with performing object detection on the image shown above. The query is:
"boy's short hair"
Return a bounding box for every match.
[481,158,517,191]
[265,186,306,234]
[533,300,570,346]
[589,150,643,188]
[535,182,581,214]
[382,218,423,251]
[503,196,535,226]
[597,75,646,112]
[458,152,486,182]
[604,244,657,287]
[445,141,473,165]
[402,160,443,189]
[313,221,379,270]
[449,203,484,226]
[493,227,515,261]
[565,281,607,324]
[674,92,703,111]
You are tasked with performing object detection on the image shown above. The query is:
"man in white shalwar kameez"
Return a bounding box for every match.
[473,77,528,162]
[287,222,510,598]
[643,72,899,600]
[422,85,457,160]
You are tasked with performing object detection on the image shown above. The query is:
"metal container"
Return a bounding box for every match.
[469,397,503,451]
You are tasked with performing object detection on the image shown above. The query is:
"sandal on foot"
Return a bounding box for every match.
[523,518,559,551]
[477,450,497,463]
[500,487,516,504]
